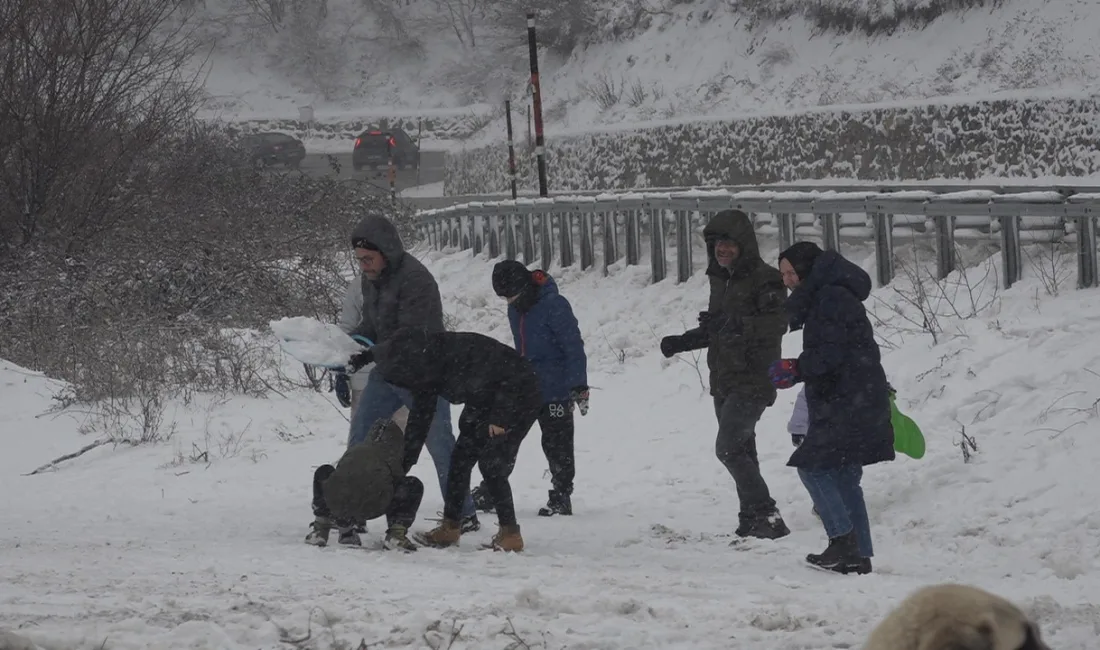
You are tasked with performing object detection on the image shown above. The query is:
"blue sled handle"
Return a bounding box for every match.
[351,335,375,348]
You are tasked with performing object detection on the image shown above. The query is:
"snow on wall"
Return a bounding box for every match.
[443,94,1100,195]
[222,108,497,147]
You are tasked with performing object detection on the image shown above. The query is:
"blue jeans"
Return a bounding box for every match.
[797,465,873,557]
[348,370,475,518]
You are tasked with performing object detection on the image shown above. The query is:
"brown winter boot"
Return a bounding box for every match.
[413,519,462,548]
[485,524,524,552]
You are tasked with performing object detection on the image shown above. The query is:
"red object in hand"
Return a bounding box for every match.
[768,359,800,389]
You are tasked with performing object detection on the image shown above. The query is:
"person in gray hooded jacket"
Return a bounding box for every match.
[338,214,478,539]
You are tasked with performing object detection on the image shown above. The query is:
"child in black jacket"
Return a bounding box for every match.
[349,327,542,552]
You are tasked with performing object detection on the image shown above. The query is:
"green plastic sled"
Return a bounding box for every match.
[889,393,925,460]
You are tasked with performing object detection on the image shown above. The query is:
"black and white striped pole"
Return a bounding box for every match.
[526,11,548,197]
[504,99,518,200]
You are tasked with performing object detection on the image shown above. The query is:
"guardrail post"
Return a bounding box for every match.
[559,212,575,268]
[676,209,693,283]
[777,212,796,250]
[504,213,517,260]
[540,213,553,269]
[451,217,460,249]
[871,212,895,286]
[822,213,841,251]
[934,215,956,280]
[522,213,535,264]
[466,214,479,252]
[1077,214,1099,289]
[601,211,618,276]
[1000,214,1022,289]
[650,207,667,283]
[580,208,595,270]
[488,214,500,258]
[625,210,641,266]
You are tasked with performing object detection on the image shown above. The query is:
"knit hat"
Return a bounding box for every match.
[492,260,532,298]
[778,241,823,281]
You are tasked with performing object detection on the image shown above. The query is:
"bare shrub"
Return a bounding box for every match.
[1023,228,1075,297]
[871,240,1000,346]
[726,0,1007,37]
[0,123,408,431]
[0,0,202,253]
[578,72,623,110]
[626,79,648,108]
[486,0,598,56]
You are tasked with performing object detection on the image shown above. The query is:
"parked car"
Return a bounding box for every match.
[242,132,306,169]
[352,127,420,171]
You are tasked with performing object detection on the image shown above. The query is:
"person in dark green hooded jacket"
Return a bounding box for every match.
[659,209,791,540]
[305,418,422,552]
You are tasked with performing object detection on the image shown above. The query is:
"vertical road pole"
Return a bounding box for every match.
[527,12,548,197]
[504,99,518,200]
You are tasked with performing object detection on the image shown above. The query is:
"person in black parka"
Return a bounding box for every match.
[767,242,894,575]
[347,327,543,552]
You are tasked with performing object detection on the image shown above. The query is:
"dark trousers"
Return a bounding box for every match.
[798,465,873,557]
[713,395,778,521]
[312,464,424,529]
[443,403,539,527]
[539,401,575,495]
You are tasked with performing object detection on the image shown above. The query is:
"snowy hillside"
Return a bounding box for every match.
[198,0,1100,138]
[3,241,1100,648]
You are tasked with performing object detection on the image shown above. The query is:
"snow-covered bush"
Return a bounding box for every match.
[0,124,411,407]
[443,94,1100,194]
[728,0,1006,35]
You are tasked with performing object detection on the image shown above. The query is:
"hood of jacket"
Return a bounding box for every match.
[512,270,558,313]
[351,214,406,269]
[786,250,873,330]
[703,210,761,277]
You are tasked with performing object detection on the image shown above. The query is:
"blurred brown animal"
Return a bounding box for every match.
[863,584,1050,650]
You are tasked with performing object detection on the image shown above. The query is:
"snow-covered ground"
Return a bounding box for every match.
[198,0,1100,140]
[3,240,1100,648]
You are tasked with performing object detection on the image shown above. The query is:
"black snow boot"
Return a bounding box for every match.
[471,483,496,513]
[806,530,872,575]
[537,490,572,517]
[735,511,790,540]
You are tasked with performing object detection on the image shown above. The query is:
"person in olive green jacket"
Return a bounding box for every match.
[304,418,421,552]
[660,209,791,540]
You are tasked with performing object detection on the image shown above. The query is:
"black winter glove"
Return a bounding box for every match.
[332,372,351,408]
[347,349,374,374]
[791,434,805,448]
[660,335,684,358]
[570,385,590,416]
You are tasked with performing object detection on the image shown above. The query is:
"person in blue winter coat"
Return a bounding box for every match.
[472,260,590,517]
[768,241,894,576]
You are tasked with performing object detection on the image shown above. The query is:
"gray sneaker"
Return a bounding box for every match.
[305,517,333,547]
[337,526,362,547]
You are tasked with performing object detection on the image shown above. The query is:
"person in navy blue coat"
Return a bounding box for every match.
[768,242,894,575]
[472,260,589,517]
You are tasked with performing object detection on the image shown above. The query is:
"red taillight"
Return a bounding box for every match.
[388,137,396,147]
[354,137,361,148]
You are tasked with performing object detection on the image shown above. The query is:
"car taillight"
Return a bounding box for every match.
[388,137,395,147]
[355,137,361,148]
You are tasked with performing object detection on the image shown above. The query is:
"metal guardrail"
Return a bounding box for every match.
[414,186,1100,290]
